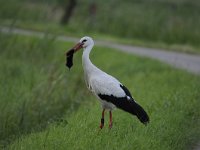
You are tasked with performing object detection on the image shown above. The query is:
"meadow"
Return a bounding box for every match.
[0,33,86,147]
[0,0,200,149]
[0,0,200,53]
[0,33,200,149]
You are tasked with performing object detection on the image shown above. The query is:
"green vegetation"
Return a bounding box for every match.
[0,33,199,149]
[0,33,87,147]
[0,0,200,149]
[0,0,200,53]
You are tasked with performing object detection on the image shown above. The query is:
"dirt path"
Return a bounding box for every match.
[1,26,200,76]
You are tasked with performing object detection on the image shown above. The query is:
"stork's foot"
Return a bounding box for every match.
[109,122,113,129]
[100,118,104,129]
[100,124,104,129]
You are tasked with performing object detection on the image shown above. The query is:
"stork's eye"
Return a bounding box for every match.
[82,39,87,43]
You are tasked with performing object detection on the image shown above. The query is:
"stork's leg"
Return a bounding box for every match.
[100,109,105,129]
[109,111,113,129]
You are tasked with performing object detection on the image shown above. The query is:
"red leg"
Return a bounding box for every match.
[100,109,105,129]
[109,111,113,129]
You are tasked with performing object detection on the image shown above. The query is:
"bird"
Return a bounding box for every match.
[66,36,149,129]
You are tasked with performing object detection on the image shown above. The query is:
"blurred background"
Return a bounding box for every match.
[0,0,200,52]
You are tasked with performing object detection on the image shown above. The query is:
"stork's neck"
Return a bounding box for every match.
[82,44,99,75]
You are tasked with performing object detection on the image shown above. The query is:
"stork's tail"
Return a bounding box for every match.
[130,100,149,125]
[97,94,149,125]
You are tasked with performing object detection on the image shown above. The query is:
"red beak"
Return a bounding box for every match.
[72,42,83,52]
[66,42,83,57]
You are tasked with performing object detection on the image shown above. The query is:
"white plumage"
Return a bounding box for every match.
[67,36,149,129]
[81,37,126,109]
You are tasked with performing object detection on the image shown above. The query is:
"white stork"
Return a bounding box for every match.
[66,36,149,129]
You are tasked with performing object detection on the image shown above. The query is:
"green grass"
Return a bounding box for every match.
[1,33,199,149]
[0,33,88,147]
[0,0,200,53]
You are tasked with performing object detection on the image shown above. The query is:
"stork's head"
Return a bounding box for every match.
[79,36,94,49]
[68,36,94,53]
[65,36,94,69]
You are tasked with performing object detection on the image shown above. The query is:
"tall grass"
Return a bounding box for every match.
[0,0,200,49]
[0,33,87,147]
[74,0,200,46]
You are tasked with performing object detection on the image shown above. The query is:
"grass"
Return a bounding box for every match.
[0,0,200,53]
[0,33,88,147]
[1,33,199,149]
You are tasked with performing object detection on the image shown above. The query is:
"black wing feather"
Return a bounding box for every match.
[120,84,133,99]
